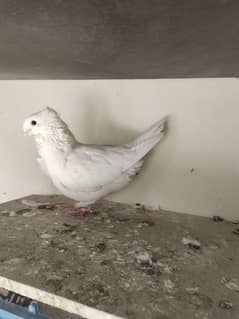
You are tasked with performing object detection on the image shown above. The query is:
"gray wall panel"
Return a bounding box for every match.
[0,0,238,78]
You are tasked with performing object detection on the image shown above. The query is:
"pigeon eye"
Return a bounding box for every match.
[31,120,37,126]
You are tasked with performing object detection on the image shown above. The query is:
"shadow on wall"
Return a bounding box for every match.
[71,91,138,145]
[68,91,170,203]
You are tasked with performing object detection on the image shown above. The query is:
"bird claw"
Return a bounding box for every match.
[57,204,94,216]
[71,206,94,216]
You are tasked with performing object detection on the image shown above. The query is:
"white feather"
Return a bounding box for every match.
[24,108,167,206]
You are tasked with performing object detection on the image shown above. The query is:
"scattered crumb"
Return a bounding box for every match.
[218,300,233,310]
[96,242,107,253]
[23,211,38,217]
[185,287,200,294]
[136,252,161,267]
[40,233,53,240]
[143,204,160,211]
[221,277,239,292]
[182,237,201,250]
[22,199,54,210]
[138,220,155,227]
[9,211,16,217]
[164,279,175,293]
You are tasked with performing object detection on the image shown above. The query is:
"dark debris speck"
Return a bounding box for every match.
[15,208,32,215]
[232,229,239,235]
[218,300,233,310]
[96,284,109,296]
[96,242,107,253]
[100,260,110,266]
[144,267,161,276]
[139,220,155,227]
[56,223,77,234]
[213,216,224,222]
[117,217,131,223]
[182,238,201,250]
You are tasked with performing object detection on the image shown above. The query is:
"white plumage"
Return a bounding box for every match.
[23,107,166,207]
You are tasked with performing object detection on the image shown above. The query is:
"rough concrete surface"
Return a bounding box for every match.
[0,195,238,319]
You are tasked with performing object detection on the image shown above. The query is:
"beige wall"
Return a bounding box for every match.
[0,79,238,219]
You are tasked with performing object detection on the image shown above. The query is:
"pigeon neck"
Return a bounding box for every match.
[35,126,77,157]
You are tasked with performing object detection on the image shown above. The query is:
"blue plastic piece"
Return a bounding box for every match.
[0,300,50,319]
[28,302,40,316]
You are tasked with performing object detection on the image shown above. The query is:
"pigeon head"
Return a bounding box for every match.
[23,107,61,136]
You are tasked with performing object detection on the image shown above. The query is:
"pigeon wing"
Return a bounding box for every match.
[61,144,136,192]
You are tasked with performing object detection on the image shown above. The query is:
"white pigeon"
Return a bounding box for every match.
[23,107,166,214]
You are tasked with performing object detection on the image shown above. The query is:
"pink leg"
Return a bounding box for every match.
[71,206,94,215]
[57,203,94,216]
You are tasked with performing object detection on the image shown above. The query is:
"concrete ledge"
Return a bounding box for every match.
[0,195,238,318]
[0,276,123,319]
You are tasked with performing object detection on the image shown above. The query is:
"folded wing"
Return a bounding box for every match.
[62,118,166,192]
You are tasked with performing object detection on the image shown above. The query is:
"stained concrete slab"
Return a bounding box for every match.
[0,194,238,319]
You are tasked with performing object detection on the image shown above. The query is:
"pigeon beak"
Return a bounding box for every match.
[23,121,31,135]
